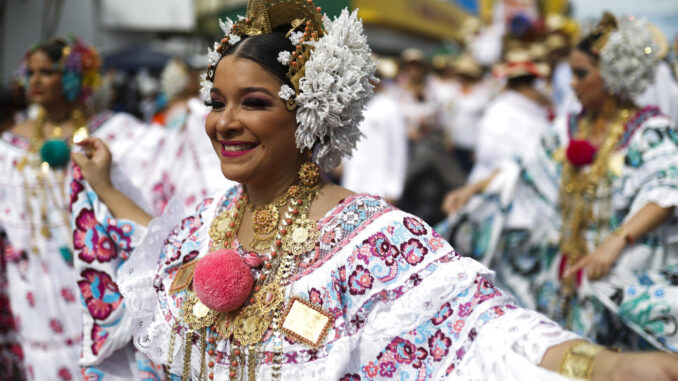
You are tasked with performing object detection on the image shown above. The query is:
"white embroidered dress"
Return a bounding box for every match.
[73,181,585,380]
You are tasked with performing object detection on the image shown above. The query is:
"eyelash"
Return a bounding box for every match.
[243,98,271,108]
[205,98,271,109]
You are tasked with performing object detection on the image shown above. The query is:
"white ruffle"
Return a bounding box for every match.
[118,196,188,364]
[452,308,579,380]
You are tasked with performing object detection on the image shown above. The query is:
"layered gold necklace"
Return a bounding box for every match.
[170,162,329,381]
[558,108,633,296]
[14,107,89,257]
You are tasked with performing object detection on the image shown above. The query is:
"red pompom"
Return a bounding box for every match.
[193,249,254,312]
[566,139,597,167]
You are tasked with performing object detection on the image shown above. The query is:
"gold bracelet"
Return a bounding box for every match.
[559,342,606,380]
[612,227,635,245]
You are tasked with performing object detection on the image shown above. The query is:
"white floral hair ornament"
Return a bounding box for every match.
[199,0,376,172]
[599,16,657,101]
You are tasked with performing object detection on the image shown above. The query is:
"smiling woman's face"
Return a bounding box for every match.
[204,54,304,186]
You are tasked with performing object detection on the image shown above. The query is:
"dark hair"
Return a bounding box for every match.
[32,38,68,63]
[575,12,618,62]
[221,27,294,88]
[507,74,536,89]
[575,32,602,61]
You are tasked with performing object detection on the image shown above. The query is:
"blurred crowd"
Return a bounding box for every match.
[2,15,677,229]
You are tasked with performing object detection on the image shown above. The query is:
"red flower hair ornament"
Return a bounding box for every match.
[566,139,598,167]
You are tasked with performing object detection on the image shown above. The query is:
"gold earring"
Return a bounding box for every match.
[298,161,319,188]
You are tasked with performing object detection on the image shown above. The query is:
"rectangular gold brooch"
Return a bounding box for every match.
[281,297,333,348]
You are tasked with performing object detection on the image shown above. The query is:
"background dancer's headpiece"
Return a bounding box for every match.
[22,36,102,104]
[577,12,657,101]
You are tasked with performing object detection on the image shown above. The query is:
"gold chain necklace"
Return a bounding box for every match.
[14,107,88,256]
[176,163,322,381]
[559,108,632,296]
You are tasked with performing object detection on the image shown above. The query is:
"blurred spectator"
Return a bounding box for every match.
[341,57,408,205]
[394,49,466,225]
[470,50,551,184]
[439,53,497,174]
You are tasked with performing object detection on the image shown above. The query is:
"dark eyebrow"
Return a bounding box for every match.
[210,86,276,98]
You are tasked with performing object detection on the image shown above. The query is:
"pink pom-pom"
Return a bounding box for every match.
[193,249,254,312]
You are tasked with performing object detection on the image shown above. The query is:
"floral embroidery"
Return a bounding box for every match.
[49,318,64,334]
[26,292,35,307]
[365,232,399,264]
[61,288,76,303]
[400,238,428,265]
[340,374,361,381]
[77,269,122,320]
[404,216,427,236]
[428,330,451,362]
[73,208,115,263]
[90,323,108,356]
[348,265,374,295]
[474,277,501,302]
[57,367,72,381]
[459,302,475,317]
[361,361,378,377]
[387,337,417,364]
[412,347,428,369]
[105,222,134,251]
[432,302,453,325]
[308,288,323,306]
[378,361,396,377]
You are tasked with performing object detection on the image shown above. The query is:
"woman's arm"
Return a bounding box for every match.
[441,170,499,215]
[565,202,674,279]
[541,340,678,380]
[71,137,153,226]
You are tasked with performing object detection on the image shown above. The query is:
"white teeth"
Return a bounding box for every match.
[222,144,256,151]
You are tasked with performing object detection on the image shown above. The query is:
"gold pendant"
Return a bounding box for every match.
[254,282,285,315]
[183,293,219,330]
[282,217,319,256]
[232,304,272,346]
[281,297,333,348]
[169,260,198,294]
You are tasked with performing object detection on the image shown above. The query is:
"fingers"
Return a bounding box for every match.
[70,152,90,168]
[564,256,589,278]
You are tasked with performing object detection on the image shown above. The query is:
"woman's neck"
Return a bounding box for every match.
[41,101,72,124]
[245,160,305,207]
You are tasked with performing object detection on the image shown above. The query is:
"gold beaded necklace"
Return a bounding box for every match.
[172,162,322,381]
[558,108,633,297]
[14,107,89,256]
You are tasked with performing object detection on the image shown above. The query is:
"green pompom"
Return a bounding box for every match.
[40,139,71,168]
[59,246,73,265]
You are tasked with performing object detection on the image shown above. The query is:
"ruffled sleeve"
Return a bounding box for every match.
[620,112,678,218]
[288,198,579,380]
[70,163,155,366]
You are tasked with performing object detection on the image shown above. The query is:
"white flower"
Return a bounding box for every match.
[289,31,304,45]
[229,34,241,44]
[600,17,657,100]
[293,9,376,171]
[278,84,295,100]
[277,51,292,65]
[207,42,221,67]
[219,18,234,34]
[199,72,212,102]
